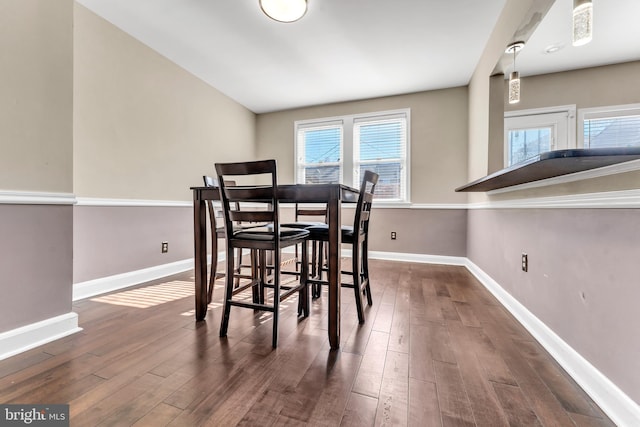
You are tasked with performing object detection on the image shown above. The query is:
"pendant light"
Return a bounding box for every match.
[260,0,308,23]
[506,41,524,105]
[572,0,593,46]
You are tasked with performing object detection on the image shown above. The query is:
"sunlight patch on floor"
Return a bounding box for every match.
[91,280,194,308]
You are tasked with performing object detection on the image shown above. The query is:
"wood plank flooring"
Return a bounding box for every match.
[0,260,614,426]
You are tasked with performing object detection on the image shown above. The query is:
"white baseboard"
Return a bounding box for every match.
[73,258,198,301]
[464,259,640,427]
[0,312,82,361]
[368,250,467,266]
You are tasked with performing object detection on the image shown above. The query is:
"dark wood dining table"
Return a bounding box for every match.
[191,183,360,350]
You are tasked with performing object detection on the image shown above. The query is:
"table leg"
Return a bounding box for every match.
[194,198,208,321]
[327,191,341,349]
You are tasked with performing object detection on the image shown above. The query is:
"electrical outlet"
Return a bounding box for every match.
[390,231,397,240]
[521,253,528,272]
[162,241,169,253]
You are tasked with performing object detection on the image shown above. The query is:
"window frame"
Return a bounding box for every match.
[504,105,576,167]
[294,108,411,204]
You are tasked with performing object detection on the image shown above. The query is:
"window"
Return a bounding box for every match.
[504,106,575,167]
[296,121,343,184]
[579,104,640,149]
[295,109,410,202]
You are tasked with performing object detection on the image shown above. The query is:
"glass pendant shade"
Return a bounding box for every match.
[260,0,307,23]
[572,0,593,46]
[509,71,521,104]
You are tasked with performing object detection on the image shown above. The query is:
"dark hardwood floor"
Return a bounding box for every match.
[0,260,614,426]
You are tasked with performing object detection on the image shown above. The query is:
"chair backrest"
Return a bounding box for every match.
[214,159,280,244]
[294,203,327,223]
[353,170,379,237]
[203,176,240,229]
[203,176,220,231]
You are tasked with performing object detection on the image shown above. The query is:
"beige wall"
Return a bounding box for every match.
[0,0,73,193]
[257,89,469,204]
[73,4,257,201]
[505,61,640,113]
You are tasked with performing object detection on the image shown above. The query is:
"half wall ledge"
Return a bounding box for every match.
[455,147,640,192]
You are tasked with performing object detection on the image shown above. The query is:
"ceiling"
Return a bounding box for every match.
[516,0,640,78]
[76,0,640,114]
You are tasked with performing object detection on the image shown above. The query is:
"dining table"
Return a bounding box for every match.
[191,183,360,350]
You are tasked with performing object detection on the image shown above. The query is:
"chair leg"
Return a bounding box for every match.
[310,240,317,278]
[207,250,217,305]
[234,247,243,288]
[259,250,267,305]
[208,233,219,305]
[313,241,324,298]
[363,239,373,306]
[298,241,310,317]
[219,245,236,337]
[352,242,365,324]
[272,250,281,348]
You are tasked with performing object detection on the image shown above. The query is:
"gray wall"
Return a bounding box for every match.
[467,208,640,404]
[0,0,74,333]
[367,208,467,257]
[0,205,73,332]
[73,205,193,283]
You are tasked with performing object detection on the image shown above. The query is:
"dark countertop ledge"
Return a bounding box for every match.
[455,147,640,192]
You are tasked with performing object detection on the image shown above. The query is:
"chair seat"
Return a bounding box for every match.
[281,221,326,229]
[216,224,259,237]
[233,226,309,241]
[306,224,355,240]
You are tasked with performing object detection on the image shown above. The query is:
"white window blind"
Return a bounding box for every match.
[580,104,640,149]
[296,121,343,184]
[584,115,640,148]
[354,114,407,200]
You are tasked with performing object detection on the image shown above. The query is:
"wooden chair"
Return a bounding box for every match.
[307,170,379,324]
[202,176,256,304]
[281,203,327,278]
[215,159,310,348]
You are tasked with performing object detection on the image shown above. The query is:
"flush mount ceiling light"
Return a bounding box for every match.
[544,43,565,54]
[506,41,524,105]
[572,0,593,46]
[260,0,308,23]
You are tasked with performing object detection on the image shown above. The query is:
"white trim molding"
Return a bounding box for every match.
[464,259,640,427]
[471,189,640,209]
[0,190,76,205]
[75,197,192,207]
[0,312,82,361]
[409,203,468,210]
